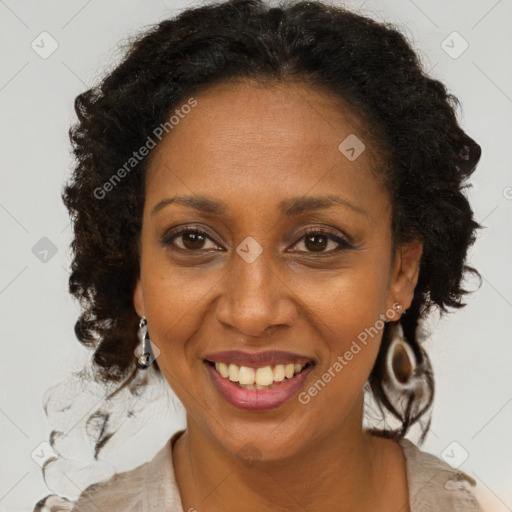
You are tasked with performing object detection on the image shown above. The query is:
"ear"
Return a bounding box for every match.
[386,239,423,319]
[133,278,145,318]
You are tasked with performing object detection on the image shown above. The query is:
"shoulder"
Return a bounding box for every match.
[75,457,151,511]
[399,437,485,512]
[32,462,148,512]
[33,430,185,512]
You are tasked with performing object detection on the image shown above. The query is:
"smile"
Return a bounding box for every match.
[206,360,314,389]
[204,360,315,410]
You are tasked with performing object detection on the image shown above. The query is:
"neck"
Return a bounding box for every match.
[172,396,408,511]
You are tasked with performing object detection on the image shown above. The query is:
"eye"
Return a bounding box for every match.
[161,227,222,252]
[289,229,353,254]
[161,226,354,254]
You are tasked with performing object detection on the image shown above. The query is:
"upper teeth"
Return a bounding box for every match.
[214,362,307,386]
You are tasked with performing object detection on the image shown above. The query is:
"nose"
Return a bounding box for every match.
[214,248,298,338]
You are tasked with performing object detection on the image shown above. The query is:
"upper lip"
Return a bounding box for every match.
[204,350,315,368]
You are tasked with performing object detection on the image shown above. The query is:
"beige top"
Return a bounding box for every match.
[33,429,484,512]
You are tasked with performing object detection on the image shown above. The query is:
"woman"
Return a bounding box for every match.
[33,0,485,510]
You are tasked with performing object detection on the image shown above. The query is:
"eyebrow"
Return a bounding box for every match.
[151,194,368,218]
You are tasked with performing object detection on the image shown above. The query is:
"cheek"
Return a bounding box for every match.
[297,263,389,399]
[314,292,383,380]
[299,294,384,422]
[296,255,390,337]
[139,262,242,410]
[142,268,214,357]
[141,268,211,409]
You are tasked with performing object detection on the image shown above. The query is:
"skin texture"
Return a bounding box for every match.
[133,80,423,511]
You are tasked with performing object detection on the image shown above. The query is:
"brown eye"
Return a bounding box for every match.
[161,228,221,252]
[181,232,207,250]
[291,229,352,254]
[304,233,329,252]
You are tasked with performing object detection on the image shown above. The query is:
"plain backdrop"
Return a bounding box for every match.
[1,0,511,510]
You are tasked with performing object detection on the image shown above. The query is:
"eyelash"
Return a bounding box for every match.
[160,226,354,255]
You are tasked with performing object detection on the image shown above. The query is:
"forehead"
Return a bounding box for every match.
[145,80,389,219]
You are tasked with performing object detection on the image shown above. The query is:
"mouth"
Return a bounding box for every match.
[203,359,316,411]
[204,359,315,390]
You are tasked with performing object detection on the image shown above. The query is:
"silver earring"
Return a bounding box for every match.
[384,303,404,323]
[136,316,153,369]
[393,303,405,321]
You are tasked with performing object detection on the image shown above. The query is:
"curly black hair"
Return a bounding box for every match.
[62,0,482,443]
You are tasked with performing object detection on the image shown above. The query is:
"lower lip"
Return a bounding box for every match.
[204,362,314,411]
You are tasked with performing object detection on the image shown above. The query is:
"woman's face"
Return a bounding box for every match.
[134,80,422,460]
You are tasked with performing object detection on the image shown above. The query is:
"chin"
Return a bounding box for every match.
[211,421,313,465]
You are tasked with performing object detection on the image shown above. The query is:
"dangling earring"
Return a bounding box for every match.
[136,316,154,369]
[385,327,417,391]
[380,320,434,441]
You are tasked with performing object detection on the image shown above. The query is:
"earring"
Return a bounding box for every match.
[379,322,434,441]
[136,316,154,369]
[385,331,417,391]
[393,303,405,322]
[385,302,404,323]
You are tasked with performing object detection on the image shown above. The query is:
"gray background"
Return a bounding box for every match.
[1,0,511,510]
